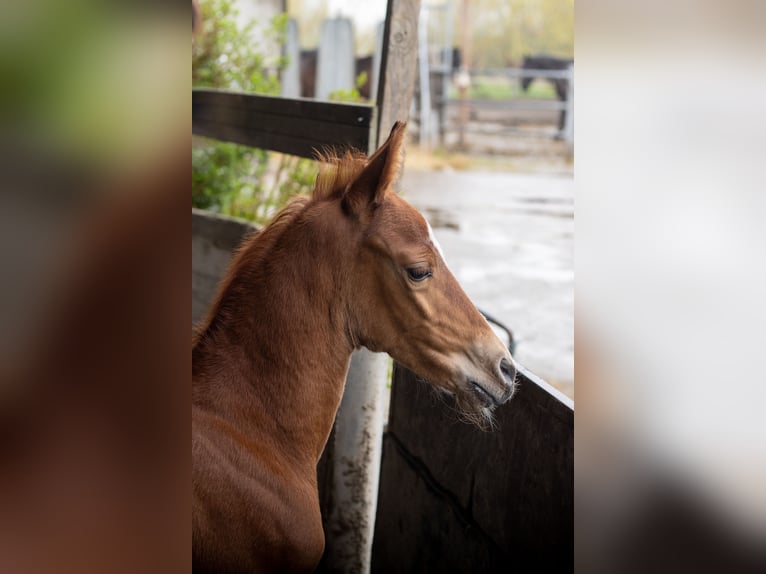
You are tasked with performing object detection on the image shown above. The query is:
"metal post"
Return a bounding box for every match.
[457,0,472,151]
[370,21,385,104]
[440,1,456,146]
[281,18,301,98]
[564,63,574,157]
[316,17,355,100]
[324,2,421,571]
[417,5,432,146]
[324,350,390,573]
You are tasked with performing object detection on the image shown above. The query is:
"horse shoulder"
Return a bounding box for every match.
[192,409,324,573]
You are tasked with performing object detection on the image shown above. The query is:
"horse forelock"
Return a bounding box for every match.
[313,148,368,200]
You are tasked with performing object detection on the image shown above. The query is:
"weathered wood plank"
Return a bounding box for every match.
[372,435,508,573]
[376,0,422,149]
[372,364,573,572]
[192,89,374,158]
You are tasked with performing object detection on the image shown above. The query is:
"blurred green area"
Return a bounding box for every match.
[454,78,558,100]
[463,0,574,67]
[0,1,188,172]
[192,0,316,225]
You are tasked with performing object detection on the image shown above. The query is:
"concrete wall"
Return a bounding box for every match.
[191,209,258,324]
[371,364,574,573]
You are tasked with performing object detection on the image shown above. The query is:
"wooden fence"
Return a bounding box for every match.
[415,65,574,155]
[373,364,573,572]
[192,90,375,159]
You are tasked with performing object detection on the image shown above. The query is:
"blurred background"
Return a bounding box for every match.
[192,1,763,571]
[1,0,764,572]
[192,0,575,396]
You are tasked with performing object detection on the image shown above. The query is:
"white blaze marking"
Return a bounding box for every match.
[426,220,446,261]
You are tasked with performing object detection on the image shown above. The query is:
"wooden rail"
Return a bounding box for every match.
[192,89,376,158]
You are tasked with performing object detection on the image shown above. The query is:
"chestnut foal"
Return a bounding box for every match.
[192,122,517,573]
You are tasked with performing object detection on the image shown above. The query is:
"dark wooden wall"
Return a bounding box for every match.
[372,364,574,573]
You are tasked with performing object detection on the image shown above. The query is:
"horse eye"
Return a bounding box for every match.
[406,266,432,282]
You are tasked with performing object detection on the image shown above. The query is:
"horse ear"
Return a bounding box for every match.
[343,121,406,215]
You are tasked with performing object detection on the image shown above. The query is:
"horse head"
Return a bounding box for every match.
[318,122,518,426]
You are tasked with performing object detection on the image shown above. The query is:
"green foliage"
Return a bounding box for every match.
[467,78,556,100]
[449,77,556,100]
[192,0,287,94]
[286,0,330,49]
[192,0,316,225]
[462,0,574,68]
[521,80,558,99]
[191,140,268,213]
[327,72,368,103]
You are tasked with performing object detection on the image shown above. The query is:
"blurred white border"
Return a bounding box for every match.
[576,0,766,551]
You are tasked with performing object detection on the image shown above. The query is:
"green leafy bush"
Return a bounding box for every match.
[192,0,316,224]
[327,71,368,103]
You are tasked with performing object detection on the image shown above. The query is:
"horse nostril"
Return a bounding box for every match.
[498,357,517,403]
[499,357,516,382]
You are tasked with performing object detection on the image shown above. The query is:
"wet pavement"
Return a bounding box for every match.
[401,168,574,396]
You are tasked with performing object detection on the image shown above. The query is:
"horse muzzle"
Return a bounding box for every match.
[468,356,517,407]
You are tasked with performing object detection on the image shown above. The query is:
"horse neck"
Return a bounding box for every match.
[193,206,355,464]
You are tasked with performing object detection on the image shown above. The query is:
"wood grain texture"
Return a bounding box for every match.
[376,0,422,149]
[192,90,374,158]
[372,364,574,573]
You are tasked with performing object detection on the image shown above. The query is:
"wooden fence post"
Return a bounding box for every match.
[323,2,421,573]
[376,0,422,149]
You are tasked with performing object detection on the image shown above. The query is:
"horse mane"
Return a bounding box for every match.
[313,148,368,200]
[192,197,310,348]
[193,149,368,348]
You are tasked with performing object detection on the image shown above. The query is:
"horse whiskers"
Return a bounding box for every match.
[421,378,496,432]
[455,398,496,432]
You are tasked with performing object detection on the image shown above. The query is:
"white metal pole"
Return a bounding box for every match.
[564,63,574,155]
[324,349,390,573]
[316,17,356,100]
[324,2,421,568]
[418,6,432,146]
[281,18,301,98]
